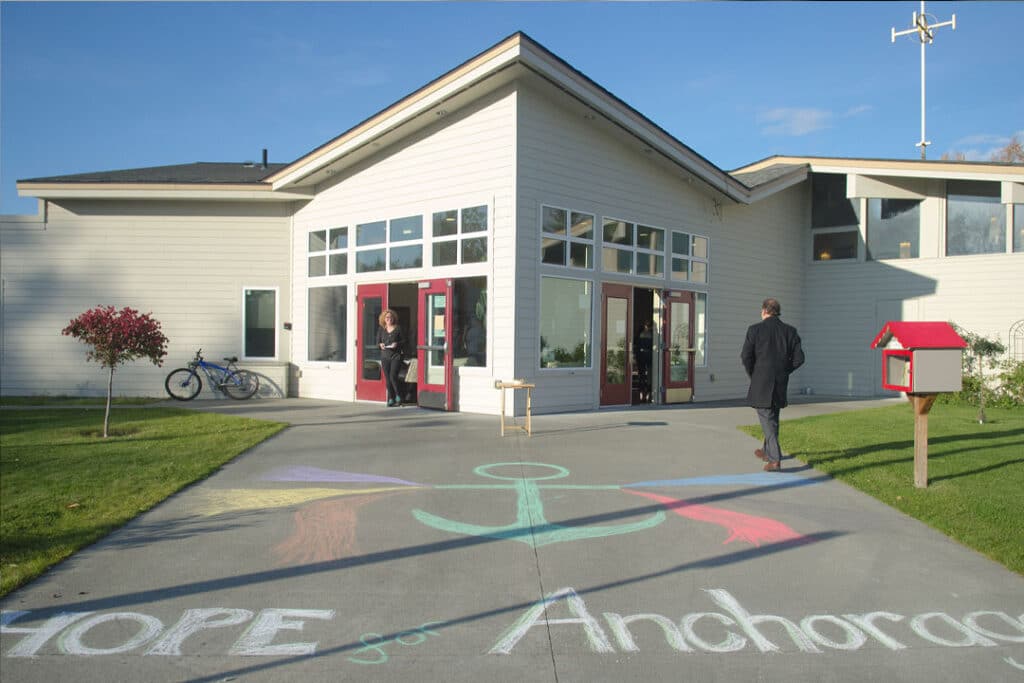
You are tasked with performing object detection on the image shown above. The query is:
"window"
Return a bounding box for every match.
[601,218,634,274]
[539,276,592,368]
[355,220,387,273]
[433,205,489,266]
[811,173,859,261]
[635,225,665,277]
[308,227,348,277]
[670,231,709,283]
[541,206,594,268]
[1014,204,1023,253]
[243,288,277,359]
[867,199,921,260]
[695,292,707,366]
[308,286,347,362]
[947,180,1005,255]
[388,215,422,270]
[453,277,487,367]
[812,230,858,261]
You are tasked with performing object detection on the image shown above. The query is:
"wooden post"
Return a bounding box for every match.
[908,393,937,488]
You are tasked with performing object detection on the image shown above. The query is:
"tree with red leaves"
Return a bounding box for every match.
[62,306,169,438]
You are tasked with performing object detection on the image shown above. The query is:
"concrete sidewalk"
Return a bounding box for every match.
[2,397,1022,682]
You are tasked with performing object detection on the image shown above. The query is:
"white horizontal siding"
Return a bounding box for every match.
[514,83,808,409]
[1,202,291,398]
[289,86,517,406]
[801,252,1024,397]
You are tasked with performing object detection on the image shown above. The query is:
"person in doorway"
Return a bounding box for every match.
[740,297,805,471]
[635,320,654,402]
[377,308,405,407]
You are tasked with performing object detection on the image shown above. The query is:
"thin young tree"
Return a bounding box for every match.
[62,305,169,437]
[971,335,1006,424]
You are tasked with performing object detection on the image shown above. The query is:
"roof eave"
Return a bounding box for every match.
[17,182,314,202]
[267,34,525,190]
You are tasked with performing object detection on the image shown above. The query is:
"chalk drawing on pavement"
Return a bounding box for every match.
[194,462,811,563]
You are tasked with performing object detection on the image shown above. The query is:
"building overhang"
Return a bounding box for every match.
[17,182,314,202]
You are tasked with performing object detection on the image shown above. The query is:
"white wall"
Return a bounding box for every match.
[800,188,1024,397]
[289,86,518,413]
[0,201,292,398]
[514,82,808,413]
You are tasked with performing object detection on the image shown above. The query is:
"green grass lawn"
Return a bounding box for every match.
[0,407,286,596]
[741,403,1024,575]
[0,396,163,406]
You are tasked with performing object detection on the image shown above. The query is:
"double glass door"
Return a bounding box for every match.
[355,280,455,410]
[599,285,695,406]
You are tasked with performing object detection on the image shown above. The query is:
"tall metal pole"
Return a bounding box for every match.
[891,1,956,160]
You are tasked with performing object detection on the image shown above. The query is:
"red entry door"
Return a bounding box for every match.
[663,290,695,403]
[356,283,388,402]
[600,283,632,406]
[416,278,453,410]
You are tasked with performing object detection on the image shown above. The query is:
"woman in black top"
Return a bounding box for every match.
[376,308,405,406]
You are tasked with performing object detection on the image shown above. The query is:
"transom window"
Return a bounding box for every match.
[541,206,594,268]
[354,215,424,273]
[670,231,709,283]
[811,173,860,261]
[600,219,668,277]
[432,205,489,267]
[947,180,1005,256]
[308,227,348,277]
[867,199,921,260]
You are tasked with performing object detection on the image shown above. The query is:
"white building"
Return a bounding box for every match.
[3,33,1022,414]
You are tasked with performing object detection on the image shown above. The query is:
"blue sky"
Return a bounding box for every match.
[2,1,1021,215]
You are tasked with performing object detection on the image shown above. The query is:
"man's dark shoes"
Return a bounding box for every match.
[754,449,769,462]
[763,461,781,472]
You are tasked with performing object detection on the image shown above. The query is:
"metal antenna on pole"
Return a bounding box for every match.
[891,1,956,159]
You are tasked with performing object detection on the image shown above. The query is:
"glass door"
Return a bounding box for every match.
[663,290,695,403]
[600,283,632,406]
[356,283,388,402]
[417,278,453,410]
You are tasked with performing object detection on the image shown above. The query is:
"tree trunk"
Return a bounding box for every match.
[977,364,986,424]
[104,366,114,438]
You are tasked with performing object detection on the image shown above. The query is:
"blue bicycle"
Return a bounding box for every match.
[164,349,259,400]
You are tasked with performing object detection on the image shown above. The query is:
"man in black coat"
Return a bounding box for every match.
[740,297,805,471]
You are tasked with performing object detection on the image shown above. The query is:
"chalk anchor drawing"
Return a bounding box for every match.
[197,461,814,562]
[413,463,666,547]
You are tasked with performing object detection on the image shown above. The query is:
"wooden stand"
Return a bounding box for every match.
[908,393,937,488]
[497,381,534,436]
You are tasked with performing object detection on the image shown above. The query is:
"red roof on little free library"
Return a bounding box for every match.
[870,321,968,350]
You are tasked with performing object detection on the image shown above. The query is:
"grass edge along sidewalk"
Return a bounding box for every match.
[740,403,1024,576]
[0,407,286,596]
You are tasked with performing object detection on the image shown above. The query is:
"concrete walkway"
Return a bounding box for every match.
[2,397,1022,682]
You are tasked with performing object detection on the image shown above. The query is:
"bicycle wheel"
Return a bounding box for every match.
[165,368,202,400]
[221,369,259,399]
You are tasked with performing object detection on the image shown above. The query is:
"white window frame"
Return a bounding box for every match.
[669,231,710,283]
[307,226,349,278]
[306,284,348,364]
[241,286,279,361]
[538,274,594,371]
[541,205,595,269]
[430,204,490,268]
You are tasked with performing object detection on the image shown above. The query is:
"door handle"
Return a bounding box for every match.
[417,342,448,352]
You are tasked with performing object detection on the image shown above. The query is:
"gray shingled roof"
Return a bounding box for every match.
[729,163,808,188]
[21,162,288,185]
